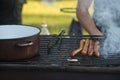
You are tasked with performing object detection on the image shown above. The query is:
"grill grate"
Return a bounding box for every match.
[1,35,120,67]
[31,35,120,66]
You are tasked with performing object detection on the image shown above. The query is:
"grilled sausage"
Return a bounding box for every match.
[82,39,89,56]
[94,41,100,57]
[88,40,94,56]
[71,39,85,56]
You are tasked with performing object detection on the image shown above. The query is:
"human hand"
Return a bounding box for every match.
[71,39,100,57]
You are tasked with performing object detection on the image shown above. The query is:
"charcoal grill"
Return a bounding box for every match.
[0,35,120,80]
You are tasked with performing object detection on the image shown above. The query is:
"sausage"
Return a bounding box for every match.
[88,40,94,56]
[82,39,89,56]
[71,39,100,57]
[71,48,81,57]
[79,39,85,52]
[94,41,100,57]
[71,39,85,56]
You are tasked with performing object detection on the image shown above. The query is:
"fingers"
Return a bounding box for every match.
[88,40,94,56]
[71,39,85,56]
[94,41,100,57]
[82,39,89,56]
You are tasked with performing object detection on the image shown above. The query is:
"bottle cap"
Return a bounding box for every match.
[41,23,47,28]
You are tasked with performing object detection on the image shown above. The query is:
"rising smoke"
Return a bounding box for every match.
[41,0,56,3]
[41,0,57,6]
[93,0,120,57]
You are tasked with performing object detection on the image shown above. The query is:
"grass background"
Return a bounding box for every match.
[22,0,94,35]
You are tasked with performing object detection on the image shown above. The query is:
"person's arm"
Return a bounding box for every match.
[76,0,102,35]
[71,0,102,57]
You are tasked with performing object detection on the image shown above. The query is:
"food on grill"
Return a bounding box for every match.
[79,39,85,50]
[71,38,100,57]
[88,40,94,56]
[82,39,89,55]
[71,39,85,56]
[94,41,100,57]
[67,58,78,62]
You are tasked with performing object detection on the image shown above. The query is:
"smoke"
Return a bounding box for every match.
[93,0,120,57]
[41,0,56,3]
[41,0,57,6]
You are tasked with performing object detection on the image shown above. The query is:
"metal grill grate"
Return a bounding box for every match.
[1,35,120,67]
[31,35,120,67]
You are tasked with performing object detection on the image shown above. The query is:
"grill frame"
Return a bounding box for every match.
[0,35,120,67]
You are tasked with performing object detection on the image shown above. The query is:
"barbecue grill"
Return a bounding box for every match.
[0,35,120,80]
